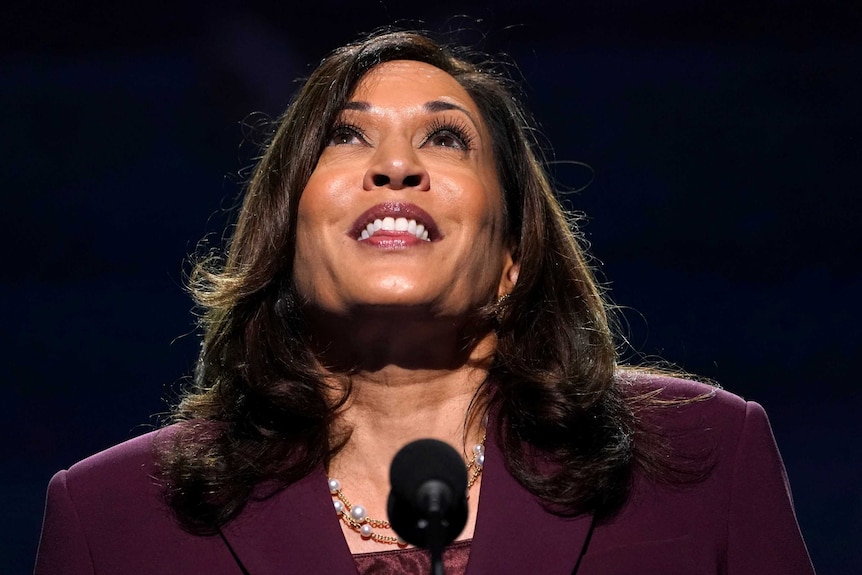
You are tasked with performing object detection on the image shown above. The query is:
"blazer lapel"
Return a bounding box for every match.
[220,467,358,575]
[467,430,594,575]
[218,432,593,574]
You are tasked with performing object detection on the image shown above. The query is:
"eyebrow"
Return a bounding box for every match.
[341,100,478,124]
[423,100,475,122]
[342,101,370,112]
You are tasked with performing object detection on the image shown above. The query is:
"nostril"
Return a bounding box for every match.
[372,174,390,187]
[402,175,421,187]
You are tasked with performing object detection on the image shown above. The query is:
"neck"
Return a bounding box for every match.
[332,365,488,467]
[305,305,493,552]
[303,303,494,371]
[307,304,492,491]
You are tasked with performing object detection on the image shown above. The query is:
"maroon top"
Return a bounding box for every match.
[34,376,816,574]
[353,540,471,575]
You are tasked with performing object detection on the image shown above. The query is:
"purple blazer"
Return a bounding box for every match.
[35,377,815,574]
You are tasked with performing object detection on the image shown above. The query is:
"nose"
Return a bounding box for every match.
[362,139,430,191]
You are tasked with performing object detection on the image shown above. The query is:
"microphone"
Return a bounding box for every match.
[387,439,469,575]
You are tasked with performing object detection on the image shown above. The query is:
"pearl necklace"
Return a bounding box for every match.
[328,434,486,546]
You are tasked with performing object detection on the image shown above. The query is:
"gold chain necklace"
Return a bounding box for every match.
[328,433,486,546]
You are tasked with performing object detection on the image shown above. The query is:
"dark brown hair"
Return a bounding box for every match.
[160,29,661,533]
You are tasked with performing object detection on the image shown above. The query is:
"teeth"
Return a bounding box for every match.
[359,218,431,241]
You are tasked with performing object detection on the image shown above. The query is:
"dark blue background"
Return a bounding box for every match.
[4,2,859,573]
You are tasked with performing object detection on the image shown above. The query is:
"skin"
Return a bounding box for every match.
[293,60,519,553]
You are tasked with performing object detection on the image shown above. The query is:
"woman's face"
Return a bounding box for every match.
[293,60,517,317]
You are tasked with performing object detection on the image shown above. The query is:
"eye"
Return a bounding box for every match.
[326,123,366,146]
[422,117,475,152]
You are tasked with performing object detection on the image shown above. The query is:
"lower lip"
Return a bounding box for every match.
[356,232,430,249]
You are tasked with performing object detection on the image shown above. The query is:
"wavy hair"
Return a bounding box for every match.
[160,29,655,533]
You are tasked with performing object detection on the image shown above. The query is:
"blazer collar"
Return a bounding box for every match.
[220,431,594,575]
[467,427,595,575]
[220,468,358,575]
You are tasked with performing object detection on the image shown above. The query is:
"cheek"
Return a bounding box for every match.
[296,167,354,237]
[293,176,334,289]
[456,179,507,244]
[299,169,336,221]
[445,182,510,283]
[293,194,320,276]
[291,224,317,301]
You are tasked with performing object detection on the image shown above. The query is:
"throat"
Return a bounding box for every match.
[327,439,486,554]
[302,303,497,374]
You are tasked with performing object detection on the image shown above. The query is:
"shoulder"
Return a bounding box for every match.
[616,369,732,401]
[616,369,757,428]
[615,370,779,481]
[44,425,185,542]
[36,425,234,574]
[603,372,814,572]
[59,426,175,501]
[65,426,168,473]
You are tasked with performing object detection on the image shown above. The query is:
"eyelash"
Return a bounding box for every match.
[326,122,366,146]
[423,117,475,151]
[325,117,476,151]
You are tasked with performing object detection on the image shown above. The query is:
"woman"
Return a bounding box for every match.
[35,30,815,574]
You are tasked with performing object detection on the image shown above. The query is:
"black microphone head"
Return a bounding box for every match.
[387,439,469,549]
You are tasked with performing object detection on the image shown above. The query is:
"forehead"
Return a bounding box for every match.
[350,60,477,112]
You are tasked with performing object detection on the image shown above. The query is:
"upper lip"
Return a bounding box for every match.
[348,202,441,241]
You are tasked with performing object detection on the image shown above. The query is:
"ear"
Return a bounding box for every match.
[497,251,520,298]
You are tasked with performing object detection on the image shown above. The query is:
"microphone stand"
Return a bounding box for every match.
[430,545,444,575]
[426,516,445,575]
[424,487,447,575]
[388,440,468,575]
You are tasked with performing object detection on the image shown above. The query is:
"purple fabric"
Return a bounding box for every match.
[34,376,815,574]
[353,539,471,575]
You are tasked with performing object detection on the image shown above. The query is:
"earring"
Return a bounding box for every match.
[275,287,297,319]
[494,293,511,322]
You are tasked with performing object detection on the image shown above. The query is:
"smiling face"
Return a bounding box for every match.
[292,60,518,317]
